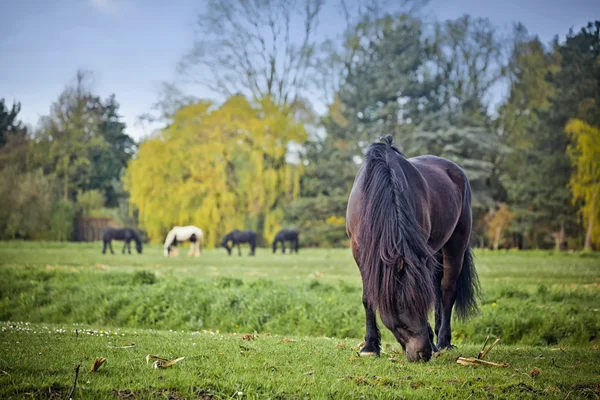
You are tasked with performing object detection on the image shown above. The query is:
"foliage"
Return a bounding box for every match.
[0,167,55,240]
[77,189,106,216]
[500,22,599,249]
[89,94,136,207]
[28,70,134,208]
[566,119,600,249]
[283,195,349,247]
[0,99,27,146]
[126,96,306,246]
[484,203,516,250]
[48,200,77,241]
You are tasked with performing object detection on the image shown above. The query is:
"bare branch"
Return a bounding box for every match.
[179,0,327,106]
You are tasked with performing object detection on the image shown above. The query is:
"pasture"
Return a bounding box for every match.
[1,241,599,398]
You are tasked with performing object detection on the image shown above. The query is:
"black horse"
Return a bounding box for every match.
[346,135,480,363]
[220,229,257,256]
[272,229,299,254]
[102,227,143,255]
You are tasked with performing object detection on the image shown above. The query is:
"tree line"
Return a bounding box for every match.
[1,0,598,250]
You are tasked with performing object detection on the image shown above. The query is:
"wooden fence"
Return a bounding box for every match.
[74,217,121,242]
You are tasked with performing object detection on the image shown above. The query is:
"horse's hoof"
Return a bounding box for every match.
[359,351,378,357]
[437,344,456,351]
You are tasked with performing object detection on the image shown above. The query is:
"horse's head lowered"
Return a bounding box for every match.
[377,281,434,362]
[164,237,178,257]
[220,234,232,255]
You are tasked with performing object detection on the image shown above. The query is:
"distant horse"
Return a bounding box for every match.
[272,229,299,254]
[346,135,480,363]
[102,228,143,255]
[164,226,203,257]
[220,229,257,256]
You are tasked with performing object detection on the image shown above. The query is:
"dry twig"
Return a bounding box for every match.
[153,357,185,369]
[456,357,508,367]
[477,335,490,359]
[66,364,80,400]
[108,344,135,349]
[480,338,501,360]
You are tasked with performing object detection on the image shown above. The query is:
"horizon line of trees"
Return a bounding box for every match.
[1,1,598,250]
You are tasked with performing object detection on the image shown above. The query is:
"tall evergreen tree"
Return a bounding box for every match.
[89,94,136,207]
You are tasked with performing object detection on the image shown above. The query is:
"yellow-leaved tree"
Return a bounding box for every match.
[125,96,306,247]
[565,119,600,250]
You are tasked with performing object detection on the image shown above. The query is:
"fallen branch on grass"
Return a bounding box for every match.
[108,344,135,349]
[457,336,508,367]
[146,354,185,369]
[456,357,509,367]
[66,364,80,400]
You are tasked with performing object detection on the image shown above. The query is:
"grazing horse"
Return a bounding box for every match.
[220,229,257,256]
[272,229,299,254]
[164,226,203,257]
[346,135,480,363]
[102,227,143,255]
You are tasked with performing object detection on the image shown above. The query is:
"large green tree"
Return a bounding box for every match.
[30,70,134,206]
[89,94,136,207]
[0,99,29,171]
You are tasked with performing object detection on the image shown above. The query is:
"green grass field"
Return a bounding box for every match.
[1,241,599,398]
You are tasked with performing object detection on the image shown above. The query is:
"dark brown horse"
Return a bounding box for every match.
[346,135,480,362]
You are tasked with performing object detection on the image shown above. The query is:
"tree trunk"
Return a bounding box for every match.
[554,222,565,252]
[584,218,593,251]
[493,226,501,250]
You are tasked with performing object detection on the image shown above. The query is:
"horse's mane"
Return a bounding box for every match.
[358,135,436,319]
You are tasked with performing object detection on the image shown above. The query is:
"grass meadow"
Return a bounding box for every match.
[0,241,599,398]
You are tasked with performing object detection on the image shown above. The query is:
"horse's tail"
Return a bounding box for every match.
[358,135,436,319]
[454,246,481,320]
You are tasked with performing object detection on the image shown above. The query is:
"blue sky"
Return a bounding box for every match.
[1,0,597,140]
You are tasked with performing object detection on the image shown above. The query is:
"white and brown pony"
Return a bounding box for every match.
[164,226,203,257]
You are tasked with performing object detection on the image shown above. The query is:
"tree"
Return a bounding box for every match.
[484,203,515,250]
[126,96,306,247]
[30,70,107,201]
[429,15,506,125]
[0,167,56,240]
[499,21,599,250]
[89,94,136,206]
[0,99,29,171]
[566,119,600,250]
[335,14,432,144]
[179,0,324,106]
